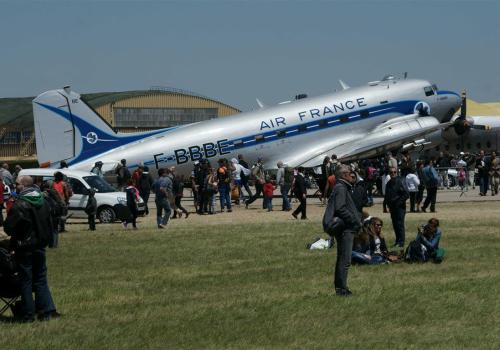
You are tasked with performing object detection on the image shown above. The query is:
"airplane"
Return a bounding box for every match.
[32,75,462,178]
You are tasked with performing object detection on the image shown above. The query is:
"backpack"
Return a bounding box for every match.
[404,240,426,263]
[322,194,345,236]
[283,167,294,186]
[15,198,53,249]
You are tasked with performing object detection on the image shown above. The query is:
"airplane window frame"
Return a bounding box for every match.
[276,130,287,137]
[424,86,435,97]
[255,134,265,142]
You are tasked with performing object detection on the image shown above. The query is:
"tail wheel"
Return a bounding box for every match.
[97,206,116,224]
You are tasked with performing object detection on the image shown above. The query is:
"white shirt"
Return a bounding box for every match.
[405,173,420,192]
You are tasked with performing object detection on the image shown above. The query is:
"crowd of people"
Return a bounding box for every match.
[0,147,497,320]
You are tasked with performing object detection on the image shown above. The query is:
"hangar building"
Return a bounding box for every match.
[0,87,241,161]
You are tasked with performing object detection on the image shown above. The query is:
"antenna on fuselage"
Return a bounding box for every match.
[338,80,350,90]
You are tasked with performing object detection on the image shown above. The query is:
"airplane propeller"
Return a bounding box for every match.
[451,90,492,135]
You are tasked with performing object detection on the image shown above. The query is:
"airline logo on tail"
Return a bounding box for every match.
[82,131,117,144]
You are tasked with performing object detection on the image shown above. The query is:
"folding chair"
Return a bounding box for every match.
[0,278,20,317]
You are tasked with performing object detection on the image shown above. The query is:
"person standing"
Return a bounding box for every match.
[85,189,97,231]
[217,159,232,213]
[489,151,500,195]
[124,179,140,229]
[172,171,189,218]
[137,166,153,215]
[476,150,490,196]
[276,161,291,211]
[384,167,409,248]
[421,159,440,213]
[0,176,4,227]
[332,165,361,296]
[4,175,59,322]
[263,177,275,212]
[153,168,172,229]
[52,171,71,232]
[405,168,420,212]
[291,167,307,220]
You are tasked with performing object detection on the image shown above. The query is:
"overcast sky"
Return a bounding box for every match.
[1,0,499,111]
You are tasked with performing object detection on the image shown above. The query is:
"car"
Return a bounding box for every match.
[18,168,145,223]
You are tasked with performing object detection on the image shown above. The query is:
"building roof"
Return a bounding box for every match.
[0,88,240,129]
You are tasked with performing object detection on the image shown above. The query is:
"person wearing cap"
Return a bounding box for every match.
[91,161,104,177]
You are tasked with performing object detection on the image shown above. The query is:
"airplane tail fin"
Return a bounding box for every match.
[32,87,122,167]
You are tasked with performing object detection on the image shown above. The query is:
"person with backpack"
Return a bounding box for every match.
[245,158,266,209]
[330,164,361,296]
[124,179,140,229]
[52,171,72,232]
[4,175,60,322]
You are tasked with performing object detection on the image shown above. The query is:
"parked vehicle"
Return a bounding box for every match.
[18,168,145,223]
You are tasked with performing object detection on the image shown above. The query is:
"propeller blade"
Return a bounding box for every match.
[460,89,467,119]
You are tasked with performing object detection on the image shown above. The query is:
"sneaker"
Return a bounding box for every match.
[185,212,190,219]
[421,207,427,213]
[227,209,232,213]
[158,224,165,229]
[292,213,298,219]
[335,288,353,296]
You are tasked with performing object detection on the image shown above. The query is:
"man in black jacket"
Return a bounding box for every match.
[332,165,361,296]
[291,167,307,220]
[384,167,409,248]
[4,175,59,322]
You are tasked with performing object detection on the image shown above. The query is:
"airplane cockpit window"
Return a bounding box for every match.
[432,84,438,92]
[424,86,435,97]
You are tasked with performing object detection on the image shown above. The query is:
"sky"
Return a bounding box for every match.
[1,0,499,111]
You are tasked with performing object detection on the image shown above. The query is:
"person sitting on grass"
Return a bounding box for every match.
[351,217,388,265]
[416,218,444,263]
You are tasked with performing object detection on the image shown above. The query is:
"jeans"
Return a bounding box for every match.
[280,184,291,210]
[409,192,417,212]
[389,206,406,247]
[480,176,489,195]
[16,248,56,321]
[334,230,355,290]
[218,184,231,210]
[155,197,172,226]
[422,187,437,212]
[264,196,273,211]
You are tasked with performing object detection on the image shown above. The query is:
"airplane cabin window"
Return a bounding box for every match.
[340,116,349,123]
[360,111,369,118]
[319,120,328,128]
[277,130,286,137]
[298,125,307,132]
[255,135,265,142]
[424,86,435,96]
[380,100,388,104]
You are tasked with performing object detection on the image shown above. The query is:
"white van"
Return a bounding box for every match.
[18,168,145,223]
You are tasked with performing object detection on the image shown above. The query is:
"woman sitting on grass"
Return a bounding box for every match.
[352,217,388,265]
[416,218,444,263]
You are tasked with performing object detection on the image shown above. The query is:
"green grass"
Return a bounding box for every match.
[1,202,499,349]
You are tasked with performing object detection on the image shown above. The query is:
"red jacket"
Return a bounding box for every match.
[263,182,275,197]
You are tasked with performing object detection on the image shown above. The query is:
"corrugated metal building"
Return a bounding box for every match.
[0,87,241,161]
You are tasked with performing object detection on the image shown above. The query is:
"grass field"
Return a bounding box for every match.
[1,201,499,349]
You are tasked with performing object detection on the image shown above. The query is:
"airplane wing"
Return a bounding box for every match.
[267,115,449,169]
